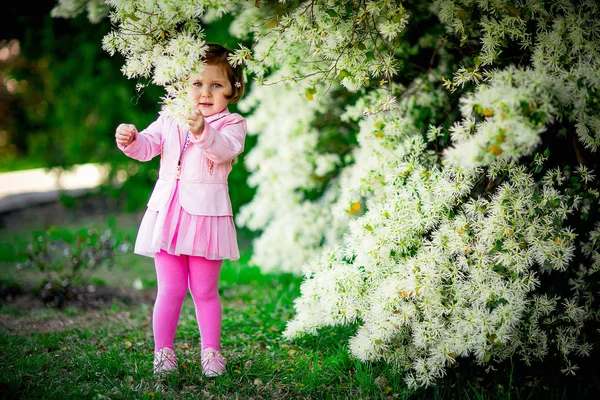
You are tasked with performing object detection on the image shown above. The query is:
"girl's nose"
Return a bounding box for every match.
[199,86,211,97]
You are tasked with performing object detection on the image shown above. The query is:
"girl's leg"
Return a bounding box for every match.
[153,250,189,351]
[188,256,223,350]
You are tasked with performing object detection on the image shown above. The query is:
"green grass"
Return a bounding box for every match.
[1,213,599,399]
[0,252,413,399]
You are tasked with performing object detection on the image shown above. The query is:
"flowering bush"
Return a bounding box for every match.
[53,0,600,388]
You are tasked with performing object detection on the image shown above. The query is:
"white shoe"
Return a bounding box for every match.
[201,348,226,377]
[153,347,178,374]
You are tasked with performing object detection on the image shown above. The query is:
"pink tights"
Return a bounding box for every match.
[153,250,223,352]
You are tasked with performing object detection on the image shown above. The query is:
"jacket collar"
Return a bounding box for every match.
[205,108,230,124]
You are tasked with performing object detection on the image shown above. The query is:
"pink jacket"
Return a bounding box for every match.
[118,109,247,216]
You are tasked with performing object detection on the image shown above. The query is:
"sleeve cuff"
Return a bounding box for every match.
[118,138,140,156]
[190,123,216,149]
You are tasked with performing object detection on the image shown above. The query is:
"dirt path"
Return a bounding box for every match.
[0,164,109,213]
[0,285,156,335]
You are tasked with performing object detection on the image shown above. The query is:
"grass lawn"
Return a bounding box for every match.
[1,204,599,399]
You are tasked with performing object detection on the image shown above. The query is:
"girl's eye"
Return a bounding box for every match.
[212,83,222,88]
[194,82,202,87]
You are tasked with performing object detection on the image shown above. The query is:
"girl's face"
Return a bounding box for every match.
[187,63,232,117]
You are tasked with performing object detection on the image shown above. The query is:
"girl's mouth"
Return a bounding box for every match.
[199,102,213,107]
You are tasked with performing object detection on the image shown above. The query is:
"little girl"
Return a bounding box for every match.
[114,44,246,377]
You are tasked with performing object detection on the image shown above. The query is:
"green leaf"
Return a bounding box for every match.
[126,13,140,22]
[339,70,351,79]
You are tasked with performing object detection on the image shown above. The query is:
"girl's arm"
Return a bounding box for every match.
[116,114,164,162]
[191,115,247,163]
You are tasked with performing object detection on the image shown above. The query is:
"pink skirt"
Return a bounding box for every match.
[133,180,240,261]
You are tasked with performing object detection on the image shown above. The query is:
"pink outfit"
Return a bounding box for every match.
[136,180,239,260]
[118,108,247,260]
[117,108,247,355]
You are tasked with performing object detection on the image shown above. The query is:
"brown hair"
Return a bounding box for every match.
[202,43,245,103]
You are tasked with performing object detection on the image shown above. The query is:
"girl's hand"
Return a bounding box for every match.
[115,124,137,146]
[188,109,205,138]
